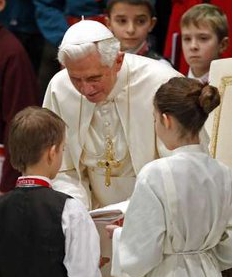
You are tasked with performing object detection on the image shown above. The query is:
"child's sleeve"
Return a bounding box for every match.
[62,198,102,277]
[213,216,232,271]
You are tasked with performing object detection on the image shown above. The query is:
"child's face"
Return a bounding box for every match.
[181,23,225,76]
[106,3,155,51]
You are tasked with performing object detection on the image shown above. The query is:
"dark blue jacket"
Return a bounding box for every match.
[0,0,40,34]
[33,0,107,46]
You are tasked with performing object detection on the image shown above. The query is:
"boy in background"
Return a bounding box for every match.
[105,0,170,65]
[0,106,101,277]
[180,3,229,83]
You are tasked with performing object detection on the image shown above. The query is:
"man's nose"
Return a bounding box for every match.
[80,81,94,94]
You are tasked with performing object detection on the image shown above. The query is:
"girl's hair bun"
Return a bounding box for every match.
[199,84,220,114]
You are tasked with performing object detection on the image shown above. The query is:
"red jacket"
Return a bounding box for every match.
[0,26,39,192]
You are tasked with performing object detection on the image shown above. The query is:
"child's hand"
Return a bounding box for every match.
[99,256,110,268]
[113,217,124,227]
[105,224,119,239]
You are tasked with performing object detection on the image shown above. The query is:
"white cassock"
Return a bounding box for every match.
[43,53,207,276]
[43,53,184,208]
[111,145,232,277]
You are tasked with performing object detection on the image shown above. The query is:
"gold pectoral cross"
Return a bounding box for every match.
[97,138,121,187]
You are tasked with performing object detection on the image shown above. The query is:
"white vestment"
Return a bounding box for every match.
[111,145,232,277]
[43,54,183,209]
[43,54,184,277]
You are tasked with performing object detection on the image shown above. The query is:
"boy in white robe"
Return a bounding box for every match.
[107,77,232,277]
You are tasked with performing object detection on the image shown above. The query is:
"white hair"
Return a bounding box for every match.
[58,37,120,67]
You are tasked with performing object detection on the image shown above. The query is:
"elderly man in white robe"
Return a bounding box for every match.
[42,20,208,276]
[43,19,183,208]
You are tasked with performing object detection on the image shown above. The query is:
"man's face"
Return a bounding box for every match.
[66,51,123,103]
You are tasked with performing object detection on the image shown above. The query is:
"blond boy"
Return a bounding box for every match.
[181,3,229,83]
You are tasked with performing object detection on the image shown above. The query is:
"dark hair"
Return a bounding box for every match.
[106,0,156,17]
[153,77,220,137]
[8,106,66,172]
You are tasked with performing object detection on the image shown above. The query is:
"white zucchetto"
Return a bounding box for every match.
[60,20,114,48]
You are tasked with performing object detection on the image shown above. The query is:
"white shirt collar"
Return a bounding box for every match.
[187,68,209,84]
[172,144,204,155]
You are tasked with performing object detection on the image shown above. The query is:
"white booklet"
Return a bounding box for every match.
[89,200,129,224]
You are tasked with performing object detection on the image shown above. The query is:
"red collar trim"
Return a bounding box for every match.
[136,41,149,56]
[16,177,51,188]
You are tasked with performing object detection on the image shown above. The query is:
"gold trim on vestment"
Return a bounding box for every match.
[79,61,131,186]
[209,76,232,158]
[59,168,76,173]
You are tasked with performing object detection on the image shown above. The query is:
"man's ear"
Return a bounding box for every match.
[219,36,229,54]
[115,52,125,72]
